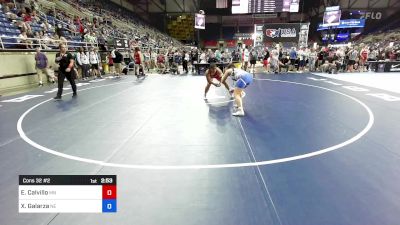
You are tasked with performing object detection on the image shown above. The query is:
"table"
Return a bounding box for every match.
[368,61,400,72]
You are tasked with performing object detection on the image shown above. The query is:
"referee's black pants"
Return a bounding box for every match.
[182,60,188,73]
[56,70,77,98]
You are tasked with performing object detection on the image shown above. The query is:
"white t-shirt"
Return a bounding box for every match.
[269,50,279,65]
[309,52,317,60]
[89,51,99,64]
[349,50,358,60]
[298,50,305,60]
[200,53,206,63]
[77,52,89,65]
[243,49,249,62]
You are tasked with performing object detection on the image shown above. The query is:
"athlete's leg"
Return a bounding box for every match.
[232,88,244,116]
[234,88,243,109]
[221,80,230,92]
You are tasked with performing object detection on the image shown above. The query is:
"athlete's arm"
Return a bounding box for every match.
[221,68,232,83]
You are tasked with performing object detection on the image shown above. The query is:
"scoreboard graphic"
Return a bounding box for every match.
[232,0,300,14]
[19,175,117,213]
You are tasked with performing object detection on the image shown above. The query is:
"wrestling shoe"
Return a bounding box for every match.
[232,109,245,117]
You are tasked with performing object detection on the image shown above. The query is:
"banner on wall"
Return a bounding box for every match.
[298,23,310,48]
[317,19,366,31]
[263,23,301,43]
[195,13,205,29]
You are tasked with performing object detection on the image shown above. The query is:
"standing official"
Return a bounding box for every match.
[54,44,77,100]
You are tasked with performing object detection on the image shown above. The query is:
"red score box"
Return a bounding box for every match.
[102,185,117,199]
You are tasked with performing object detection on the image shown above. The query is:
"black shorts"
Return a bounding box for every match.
[91,64,99,70]
[250,60,256,65]
[348,60,355,66]
[290,59,296,65]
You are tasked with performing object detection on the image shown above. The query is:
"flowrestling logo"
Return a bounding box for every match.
[265,28,297,38]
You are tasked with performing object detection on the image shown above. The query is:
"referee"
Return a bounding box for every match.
[54,43,77,100]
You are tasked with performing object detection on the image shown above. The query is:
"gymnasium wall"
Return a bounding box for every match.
[0,52,58,94]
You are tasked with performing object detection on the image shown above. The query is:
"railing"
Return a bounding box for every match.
[0,36,98,50]
[38,0,57,9]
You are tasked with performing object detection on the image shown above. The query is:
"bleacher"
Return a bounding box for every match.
[0,0,184,51]
[0,9,18,48]
[0,11,19,35]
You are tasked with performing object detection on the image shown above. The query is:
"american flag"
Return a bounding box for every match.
[216,0,228,8]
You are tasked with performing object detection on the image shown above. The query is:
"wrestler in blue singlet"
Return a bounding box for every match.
[231,68,253,89]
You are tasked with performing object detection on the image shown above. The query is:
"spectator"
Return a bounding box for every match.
[309,48,318,72]
[55,23,66,38]
[157,50,166,74]
[143,49,150,73]
[279,54,290,73]
[18,30,33,49]
[215,50,222,62]
[199,50,206,63]
[347,47,358,72]
[108,51,115,74]
[4,5,18,20]
[242,47,250,71]
[289,47,297,71]
[249,48,257,73]
[89,47,102,78]
[150,48,157,70]
[297,47,306,73]
[112,48,123,77]
[42,33,55,49]
[34,47,56,86]
[359,45,369,72]
[263,48,270,72]
[40,21,52,32]
[23,12,32,23]
[134,47,144,76]
[182,50,189,74]
[76,47,90,80]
